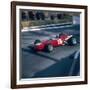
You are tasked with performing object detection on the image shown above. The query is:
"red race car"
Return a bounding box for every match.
[33,33,77,52]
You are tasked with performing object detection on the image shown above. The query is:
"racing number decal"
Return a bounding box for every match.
[57,39,63,44]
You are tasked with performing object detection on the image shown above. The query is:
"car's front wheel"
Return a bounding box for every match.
[45,44,54,52]
[34,39,41,45]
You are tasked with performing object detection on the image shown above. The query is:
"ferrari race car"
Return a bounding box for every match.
[33,33,77,52]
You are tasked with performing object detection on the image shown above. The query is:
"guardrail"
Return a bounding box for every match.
[22,22,73,32]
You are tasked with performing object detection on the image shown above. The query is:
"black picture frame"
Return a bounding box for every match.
[11,1,88,89]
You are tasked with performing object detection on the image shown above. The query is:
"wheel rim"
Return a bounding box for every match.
[72,38,77,44]
[48,45,53,51]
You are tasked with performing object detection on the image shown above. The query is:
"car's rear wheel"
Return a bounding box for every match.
[45,44,53,52]
[68,37,77,45]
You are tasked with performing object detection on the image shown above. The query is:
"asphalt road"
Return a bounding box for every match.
[21,24,80,78]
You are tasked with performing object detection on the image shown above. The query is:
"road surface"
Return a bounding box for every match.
[20,24,80,78]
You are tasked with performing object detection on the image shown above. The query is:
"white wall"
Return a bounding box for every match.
[0,0,89,90]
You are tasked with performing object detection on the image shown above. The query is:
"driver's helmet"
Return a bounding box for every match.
[55,35,59,38]
[59,32,67,37]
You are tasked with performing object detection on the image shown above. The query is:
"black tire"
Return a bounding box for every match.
[34,39,41,44]
[68,37,77,45]
[45,44,53,52]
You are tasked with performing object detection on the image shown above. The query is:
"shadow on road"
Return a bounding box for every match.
[22,46,80,78]
[22,46,59,62]
[32,52,80,78]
